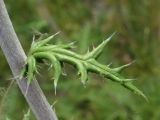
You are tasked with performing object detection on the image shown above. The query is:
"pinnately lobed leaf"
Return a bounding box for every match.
[21,33,148,101]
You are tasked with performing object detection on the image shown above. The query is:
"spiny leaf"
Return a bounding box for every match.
[63,41,77,49]
[113,61,135,72]
[20,65,27,79]
[123,82,148,101]
[32,56,37,73]
[34,52,61,94]
[85,32,116,59]
[27,56,35,84]
[76,62,88,85]
[21,33,147,101]
[49,55,61,94]
[33,32,60,48]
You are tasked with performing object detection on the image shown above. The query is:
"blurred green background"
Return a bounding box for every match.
[0,0,160,120]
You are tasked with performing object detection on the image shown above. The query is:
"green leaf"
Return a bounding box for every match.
[85,32,116,59]
[21,33,147,101]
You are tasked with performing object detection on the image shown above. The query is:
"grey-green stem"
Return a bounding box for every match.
[0,0,58,119]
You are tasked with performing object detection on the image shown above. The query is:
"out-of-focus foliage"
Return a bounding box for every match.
[0,0,160,120]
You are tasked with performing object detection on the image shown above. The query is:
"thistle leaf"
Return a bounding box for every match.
[123,82,148,101]
[22,33,147,101]
[32,56,37,73]
[33,52,61,94]
[20,65,27,79]
[49,56,61,94]
[113,61,135,72]
[27,57,35,84]
[34,32,60,48]
[85,32,115,59]
[64,41,77,49]
[76,62,88,85]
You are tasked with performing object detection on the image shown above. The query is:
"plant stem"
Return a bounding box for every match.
[0,0,58,119]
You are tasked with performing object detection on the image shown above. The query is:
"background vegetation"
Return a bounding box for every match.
[0,0,160,120]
